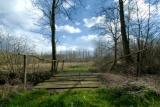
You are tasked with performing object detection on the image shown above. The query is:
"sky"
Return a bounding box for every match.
[0,0,159,54]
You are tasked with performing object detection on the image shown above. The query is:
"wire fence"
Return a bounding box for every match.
[0,52,64,88]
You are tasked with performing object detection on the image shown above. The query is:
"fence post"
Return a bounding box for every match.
[56,60,59,73]
[61,60,64,72]
[23,55,27,89]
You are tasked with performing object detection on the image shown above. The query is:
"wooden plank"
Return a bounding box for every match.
[34,84,100,89]
[35,86,100,90]
[53,75,98,78]
[45,77,98,82]
[37,81,100,86]
[54,73,100,77]
[34,73,102,90]
[52,75,97,78]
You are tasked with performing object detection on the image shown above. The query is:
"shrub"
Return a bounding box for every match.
[0,70,52,86]
[26,71,52,85]
[0,71,8,85]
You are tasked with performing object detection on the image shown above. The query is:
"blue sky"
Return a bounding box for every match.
[0,0,159,54]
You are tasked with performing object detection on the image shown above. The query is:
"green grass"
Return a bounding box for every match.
[1,88,160,107]
[63,62,96,73]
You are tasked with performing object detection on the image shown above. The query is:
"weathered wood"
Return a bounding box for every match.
[61,60,64,72]
[35,86,100,90]
[35,84,100,89]
[55,60,59,73]
[23,55,27,89]
[37,81,100,85]
[45,78,98,82]
[53,73,101,77]
[35,73,102,90]
[53,75,97,78]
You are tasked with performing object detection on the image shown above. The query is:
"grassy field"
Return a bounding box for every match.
[1,87,160,107]
[62,62,96,73]
[0,61,95,73]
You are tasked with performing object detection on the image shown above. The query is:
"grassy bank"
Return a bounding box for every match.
[1,87,160,107]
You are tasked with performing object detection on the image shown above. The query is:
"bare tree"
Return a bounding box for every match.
[33,0,80,75]
[128,0,160,75]
[100,4,121,69]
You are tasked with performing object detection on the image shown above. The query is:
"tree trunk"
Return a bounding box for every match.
[119,0,132,63]
[110,39,118,71]
[114,39,117,65]
[51,0,56,75]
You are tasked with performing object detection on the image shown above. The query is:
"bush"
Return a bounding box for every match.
[0,71,52,86]
[26,71,52,85]
[0,75,7,85]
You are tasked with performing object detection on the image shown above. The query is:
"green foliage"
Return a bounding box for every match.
[1,88,160,107]
[0,71,51,86]
[97,88,160,107]
[0,71,8,85]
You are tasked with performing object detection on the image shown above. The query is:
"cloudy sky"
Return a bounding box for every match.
[0,0,159,53]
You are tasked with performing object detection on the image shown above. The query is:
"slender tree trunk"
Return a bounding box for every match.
[137,38,141,77]
[110,39,118,71]
[114,39,117,65]
[136,4,142,77]
[119,0,132,63]
[51,0,56,75]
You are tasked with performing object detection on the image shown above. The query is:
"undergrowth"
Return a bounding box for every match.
[1,87,160,107]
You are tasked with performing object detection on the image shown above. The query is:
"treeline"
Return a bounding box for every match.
[41,50,94,62]
[94,0,160,76]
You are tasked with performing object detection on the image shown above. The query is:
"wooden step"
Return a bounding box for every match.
[53,73,100,77]
[37,81,100,85]
[35,84,100,89]
[34,73,102,90]
[53,75,97,78]
[45,77,99,82]
[50,76,98,79]
[35,86,100,90]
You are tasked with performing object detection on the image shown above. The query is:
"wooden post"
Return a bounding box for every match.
[61,60,64,72]
[23,55,27,89]
[56,60,59,73]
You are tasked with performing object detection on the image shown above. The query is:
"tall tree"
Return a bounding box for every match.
[33,0,79,75]
[119,0,132,63]
[51,0,56,74]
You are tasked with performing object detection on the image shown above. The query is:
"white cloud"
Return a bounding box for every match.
[0,0,48,53]
[0,26,51,54]
[80,34,112,42]
[83,15,106,28]
[57,44,94,52]
[0,0,42,31]
[57,45,78,52]
[56,25,81,33]
[14,30,52,54]
[80,35,98,41]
